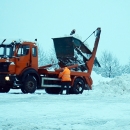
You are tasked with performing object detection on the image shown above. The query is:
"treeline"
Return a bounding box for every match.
[93,51,130,78]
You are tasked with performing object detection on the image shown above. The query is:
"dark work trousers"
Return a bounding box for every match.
[60,81,70,94]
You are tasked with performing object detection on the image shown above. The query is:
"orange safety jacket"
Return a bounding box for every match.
[58,67,71,81]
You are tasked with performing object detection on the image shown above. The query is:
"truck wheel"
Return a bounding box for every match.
[45,87,61,94]
[72,78,85,94]
[21,76,37,93]
[0,86,10,93]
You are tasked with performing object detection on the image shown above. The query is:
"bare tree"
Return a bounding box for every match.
[37,42,59,68]
[47,47,59,69]
[121,58,130,74]
[37,42,49,66]
[97,51,121,78]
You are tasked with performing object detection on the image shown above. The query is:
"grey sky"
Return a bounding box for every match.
[0,0,130,65]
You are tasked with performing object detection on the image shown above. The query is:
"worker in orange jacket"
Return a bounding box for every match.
[58,67,71,94]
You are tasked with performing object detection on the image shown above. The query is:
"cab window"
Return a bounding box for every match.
[32,47,37,57]
[17,45,30,56]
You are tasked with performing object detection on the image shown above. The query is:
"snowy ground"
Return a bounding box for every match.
[0,72,130,130]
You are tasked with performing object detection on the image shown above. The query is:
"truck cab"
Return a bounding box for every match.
[0,41,39,93]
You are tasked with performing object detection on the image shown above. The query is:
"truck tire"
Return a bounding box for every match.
[45,87,61,94]
[21,76,37,93]
[0,86,10,93]
[71,78,85,94]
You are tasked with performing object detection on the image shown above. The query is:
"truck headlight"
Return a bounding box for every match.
[5,76,10,81]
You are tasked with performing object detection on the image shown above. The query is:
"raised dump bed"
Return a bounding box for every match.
[52,36,100,71]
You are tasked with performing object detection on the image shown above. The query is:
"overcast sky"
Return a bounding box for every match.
[0,0,130,65]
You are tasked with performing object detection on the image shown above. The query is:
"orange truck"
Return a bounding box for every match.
[0,28,101,94]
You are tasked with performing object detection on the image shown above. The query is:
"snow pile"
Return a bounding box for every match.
[91,71,130,97]
[91,71,111,86]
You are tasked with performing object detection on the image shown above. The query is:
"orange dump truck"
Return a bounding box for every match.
[0,28,101,94]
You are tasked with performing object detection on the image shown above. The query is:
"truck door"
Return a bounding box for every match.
[15,45,30,75]
[31,46,38,70]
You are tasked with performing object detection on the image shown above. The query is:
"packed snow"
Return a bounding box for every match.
[0,71,130,130]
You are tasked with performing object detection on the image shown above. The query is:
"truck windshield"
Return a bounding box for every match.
[17,45,30,56]
[0,45,14,58]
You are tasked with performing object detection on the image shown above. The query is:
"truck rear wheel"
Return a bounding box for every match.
[45,87,61,94]
[70,78,85,94]
[0,86,10,93]
[21,76,37,93]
